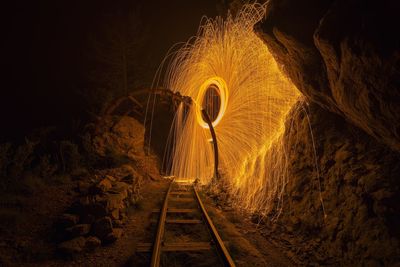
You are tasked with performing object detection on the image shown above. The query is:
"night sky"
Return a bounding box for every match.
[1,0,220,141]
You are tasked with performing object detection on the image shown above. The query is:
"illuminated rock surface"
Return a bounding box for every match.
[255,1,400,263]
[271,102,400,265]
[256,0,400,151]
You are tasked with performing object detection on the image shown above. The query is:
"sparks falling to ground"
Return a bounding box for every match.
[156,4,301,215]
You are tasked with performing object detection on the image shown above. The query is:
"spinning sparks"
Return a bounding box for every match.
[196,76,228,129]
[158,4,300,214]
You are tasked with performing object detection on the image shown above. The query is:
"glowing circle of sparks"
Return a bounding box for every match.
[195,76,228,128]
[157,3,301,216]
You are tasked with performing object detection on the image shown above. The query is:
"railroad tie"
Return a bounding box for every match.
[151,208,197,213]
[169,197,194,202]
[170,191,192,195]
[150,219,202,224]
[138,180,236,267]
[136,242,212,253]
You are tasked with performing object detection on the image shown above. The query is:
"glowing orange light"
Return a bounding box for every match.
[157,3,301,216]
[195,76,228,128]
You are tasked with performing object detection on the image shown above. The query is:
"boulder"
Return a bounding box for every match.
[70,196,108,219]
[85,236,101,251]
[97,178,113,193]
[71,167,90,180]
[110,209,120,220]
[86,202,108,219]
[100,192,125,212]
[76,181,91,195]
[112,220,124,228]
[55,213,79,229]
[93,217,113,240]
[66,224,91,238]
[107,164,137,181]
[109,181,129,199]
[119,211,128,222]
[58,237,86,255]
[80,214,95,225]
[104,174,116,182]
[103,228,123,244]
[120,165,142,183]
[89,178,113,195]
[68,196,90,215]
[92,116,145,161]
[121,173,134,184]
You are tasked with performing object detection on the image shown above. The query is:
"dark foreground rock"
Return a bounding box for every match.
[103,228,123,244]
[93,217,113,240]
[58,237,86,255]
[54,164,143,255]
[85,236,101,251]
[55,213,79,229]
[66,224,91,238]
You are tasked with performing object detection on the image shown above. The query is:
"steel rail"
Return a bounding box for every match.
[193,186,236,267]
[150,179,174,267]
[148,180,235,267]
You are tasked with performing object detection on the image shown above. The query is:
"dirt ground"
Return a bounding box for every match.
[200,192,299,266]
[37,178,170,267]
[1,175,300,267]
[0,173,170,267]
[0,179,77,266]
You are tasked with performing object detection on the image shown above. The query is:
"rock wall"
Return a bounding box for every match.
[255,0,400,151]
[254,2,400,264]
[90,115,160,181]
[55,164,141,255]
[55,115,161,256]
[92,116,145,162]
[265,101,400,265]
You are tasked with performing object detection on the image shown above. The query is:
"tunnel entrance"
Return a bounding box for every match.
[201,84,221,123]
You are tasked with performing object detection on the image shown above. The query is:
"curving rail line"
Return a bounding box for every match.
[137,179,236,267]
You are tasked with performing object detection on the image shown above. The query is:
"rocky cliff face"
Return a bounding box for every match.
[255,0,400,151]
[90,116,160,178]
[254,0,400,265]
[92,116,146,162]
[268,101,400,265]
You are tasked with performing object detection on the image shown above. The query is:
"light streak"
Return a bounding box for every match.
[157,3,301,215]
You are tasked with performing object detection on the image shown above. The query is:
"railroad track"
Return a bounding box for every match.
[136,180,236,267]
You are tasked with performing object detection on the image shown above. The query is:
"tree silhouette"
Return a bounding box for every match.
[83,3,148,118]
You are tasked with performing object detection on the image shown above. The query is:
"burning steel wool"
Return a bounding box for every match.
[153,4,301,215]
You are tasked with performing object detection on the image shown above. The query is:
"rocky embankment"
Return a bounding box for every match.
[268,102,400,266]
[256,0,400,151]
[55,164,141,256]
[55,115,159,256]
[253,0,400,265]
